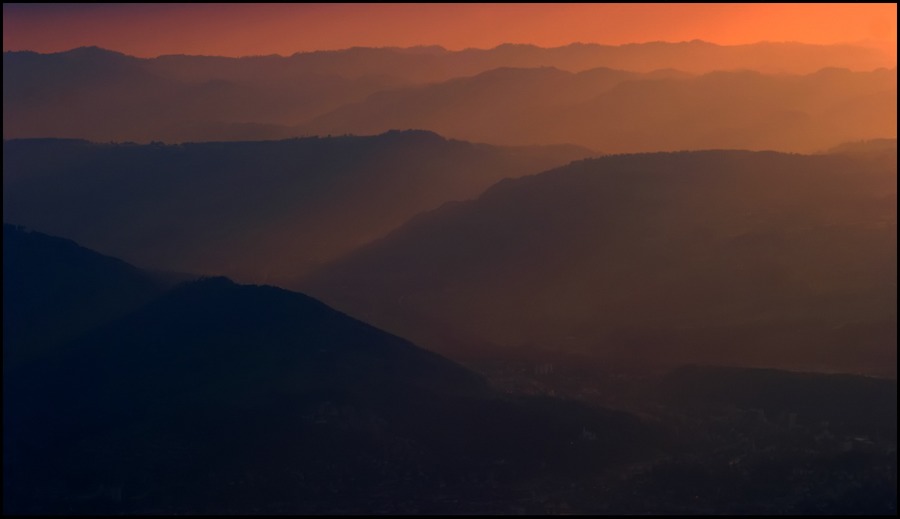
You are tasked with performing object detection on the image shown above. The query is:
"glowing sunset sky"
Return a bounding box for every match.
[3,3,896,59]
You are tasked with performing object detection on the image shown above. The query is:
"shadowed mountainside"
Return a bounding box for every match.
[2,224,171,370]
[3,229,653,514]
[302,148,897,376]
[2,132,592,283]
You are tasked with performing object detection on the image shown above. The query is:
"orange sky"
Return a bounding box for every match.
[3,3,896,59]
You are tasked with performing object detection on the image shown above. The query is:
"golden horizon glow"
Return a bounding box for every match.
[3,3,897,61]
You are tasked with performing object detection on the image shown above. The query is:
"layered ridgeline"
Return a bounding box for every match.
[305,67,897,153]
[3,41,894,144]
[2,132,590,283]
[4,225,653,514]
[302,145,898,376]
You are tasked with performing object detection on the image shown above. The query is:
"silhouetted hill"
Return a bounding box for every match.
[2,229,655,513]
[4,272,652,514]
[3,41,892,143]
[2,133,592,282]
[302,149,897,375]
[2,223,168,370]
[305,67,897,153]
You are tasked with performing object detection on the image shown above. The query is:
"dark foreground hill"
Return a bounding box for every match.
[3,229,652,514]
[3,224,169,370]
[2,132,591,283]
[302,148,897,376]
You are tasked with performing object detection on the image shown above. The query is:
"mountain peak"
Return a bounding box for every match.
[57,45,129,58]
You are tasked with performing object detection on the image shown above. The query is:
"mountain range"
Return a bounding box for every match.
[4,42,895,149]
[4,34,897,515]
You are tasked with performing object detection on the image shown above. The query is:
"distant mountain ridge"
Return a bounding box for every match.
[12,40,889,76]
[824,138,898,155]
[304,67,897,153]
[3,41,893,144]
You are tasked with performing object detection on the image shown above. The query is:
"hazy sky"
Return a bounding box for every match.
[3,3,897,58]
